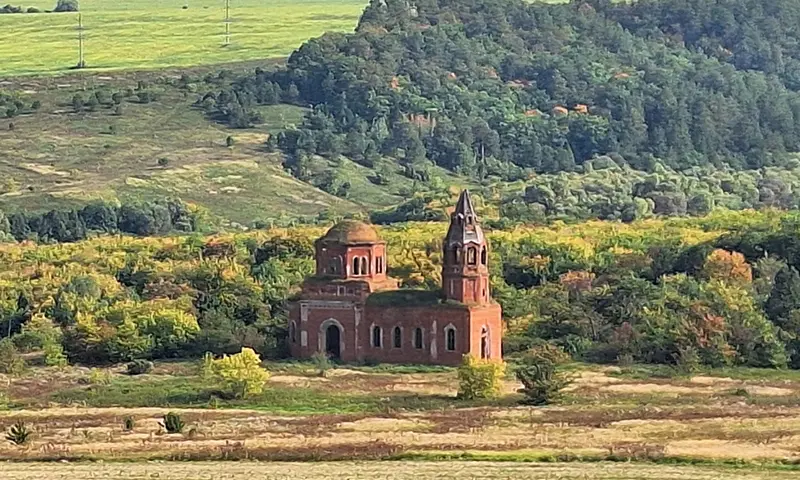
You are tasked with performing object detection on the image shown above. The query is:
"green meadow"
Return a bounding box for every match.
[0,0,366,76]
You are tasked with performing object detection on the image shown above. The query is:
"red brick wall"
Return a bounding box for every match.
[290,301,503,365]
[362,305,473,366]
[288,300,360,363]
[467,303,503,361]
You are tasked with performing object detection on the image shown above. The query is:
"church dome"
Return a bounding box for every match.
[320,220,381,245]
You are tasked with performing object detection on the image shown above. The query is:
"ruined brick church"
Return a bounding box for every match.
[288,190,502,365]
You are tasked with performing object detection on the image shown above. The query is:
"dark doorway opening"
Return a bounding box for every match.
[480,327,489,359]
[325,324,341,359]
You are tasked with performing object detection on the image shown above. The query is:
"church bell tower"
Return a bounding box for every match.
[442,190,490,305]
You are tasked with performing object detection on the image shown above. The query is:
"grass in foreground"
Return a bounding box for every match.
[5,362,800,465]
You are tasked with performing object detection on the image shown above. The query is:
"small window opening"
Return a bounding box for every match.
[467,247,477,265]
[414,328,424,349]
[393,327,402,348]
[372,326,383,348]
[446,327,456,351]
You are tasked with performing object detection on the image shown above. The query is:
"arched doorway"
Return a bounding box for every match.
[325,324,341,360]
[480,326,490,359]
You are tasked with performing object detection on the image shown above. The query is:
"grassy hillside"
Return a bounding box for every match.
[0,0,366,77]
[0,68,469,223]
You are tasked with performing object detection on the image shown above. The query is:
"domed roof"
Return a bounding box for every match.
[320,220,381,245]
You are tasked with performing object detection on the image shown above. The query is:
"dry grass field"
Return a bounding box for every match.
[2,461,797,480]
[4,361,800,474]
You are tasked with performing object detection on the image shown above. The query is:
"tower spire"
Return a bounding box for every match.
[442,190,490,305]
[445,189,484,248]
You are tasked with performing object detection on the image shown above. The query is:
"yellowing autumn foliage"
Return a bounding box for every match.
[203,348,270,398]
[703,249,753,284]
[457,354,506,400]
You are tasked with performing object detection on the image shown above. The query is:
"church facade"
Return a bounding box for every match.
[288,190,502,366]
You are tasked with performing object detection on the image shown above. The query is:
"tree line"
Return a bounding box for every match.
[0,198,198,243]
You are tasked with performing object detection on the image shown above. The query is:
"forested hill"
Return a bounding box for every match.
[209,0,800,181]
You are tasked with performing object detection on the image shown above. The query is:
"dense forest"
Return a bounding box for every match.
[5,206,800,370]
[203,0,800,190]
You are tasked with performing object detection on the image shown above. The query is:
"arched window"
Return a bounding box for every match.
[290,321,297,343]
[413,328,423,349]
[481,246,487,265]
[445,326,456,351]
[372,325,382,348]
[361,257,368,276]
[452,245,460,263]
[467,215,473,225]
[480,327,489,359]
[393,326,402,348]
[467,247,477,265]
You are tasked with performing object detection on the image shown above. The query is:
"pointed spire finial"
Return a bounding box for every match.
[445,189,484,246]
[454,189,478,221]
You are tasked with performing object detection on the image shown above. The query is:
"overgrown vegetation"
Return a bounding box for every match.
[514,346,573,405]
[3,208,800,371]
[456,354,506,400]
[161,412,185,434]
[5,421,30,446]
[202,348,271,398]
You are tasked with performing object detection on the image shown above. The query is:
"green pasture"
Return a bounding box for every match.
[0,0,366,76]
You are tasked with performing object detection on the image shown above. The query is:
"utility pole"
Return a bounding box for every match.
[224,0,231,47]
[76,13,85,68]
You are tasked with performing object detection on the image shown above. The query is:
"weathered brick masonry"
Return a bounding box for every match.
[288,190,502,366]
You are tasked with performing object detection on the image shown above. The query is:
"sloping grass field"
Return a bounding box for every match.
[0,0,366,77]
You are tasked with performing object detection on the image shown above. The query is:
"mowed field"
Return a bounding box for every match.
[5,361,800,478]
[0,0,366,77]
[3,461,797,480]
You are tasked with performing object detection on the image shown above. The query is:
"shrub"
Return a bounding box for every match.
[44,343,68,367]
[123,416,136,431]
[674,346,701,374]
[457,354,506,400]
[515,355,573,406]
[54,0,78,12]
[0,338,25,375]
[5,421,30,445]
[311,351,333,377]
[157,157,169,167]
[226,135,235,147]
[161,412,185,433]
[204,348,270,398]
[88,368,112,385]
[125,359,153,375]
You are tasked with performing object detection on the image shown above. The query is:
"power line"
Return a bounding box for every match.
[224,0,231,47]
[76,13,85,69]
